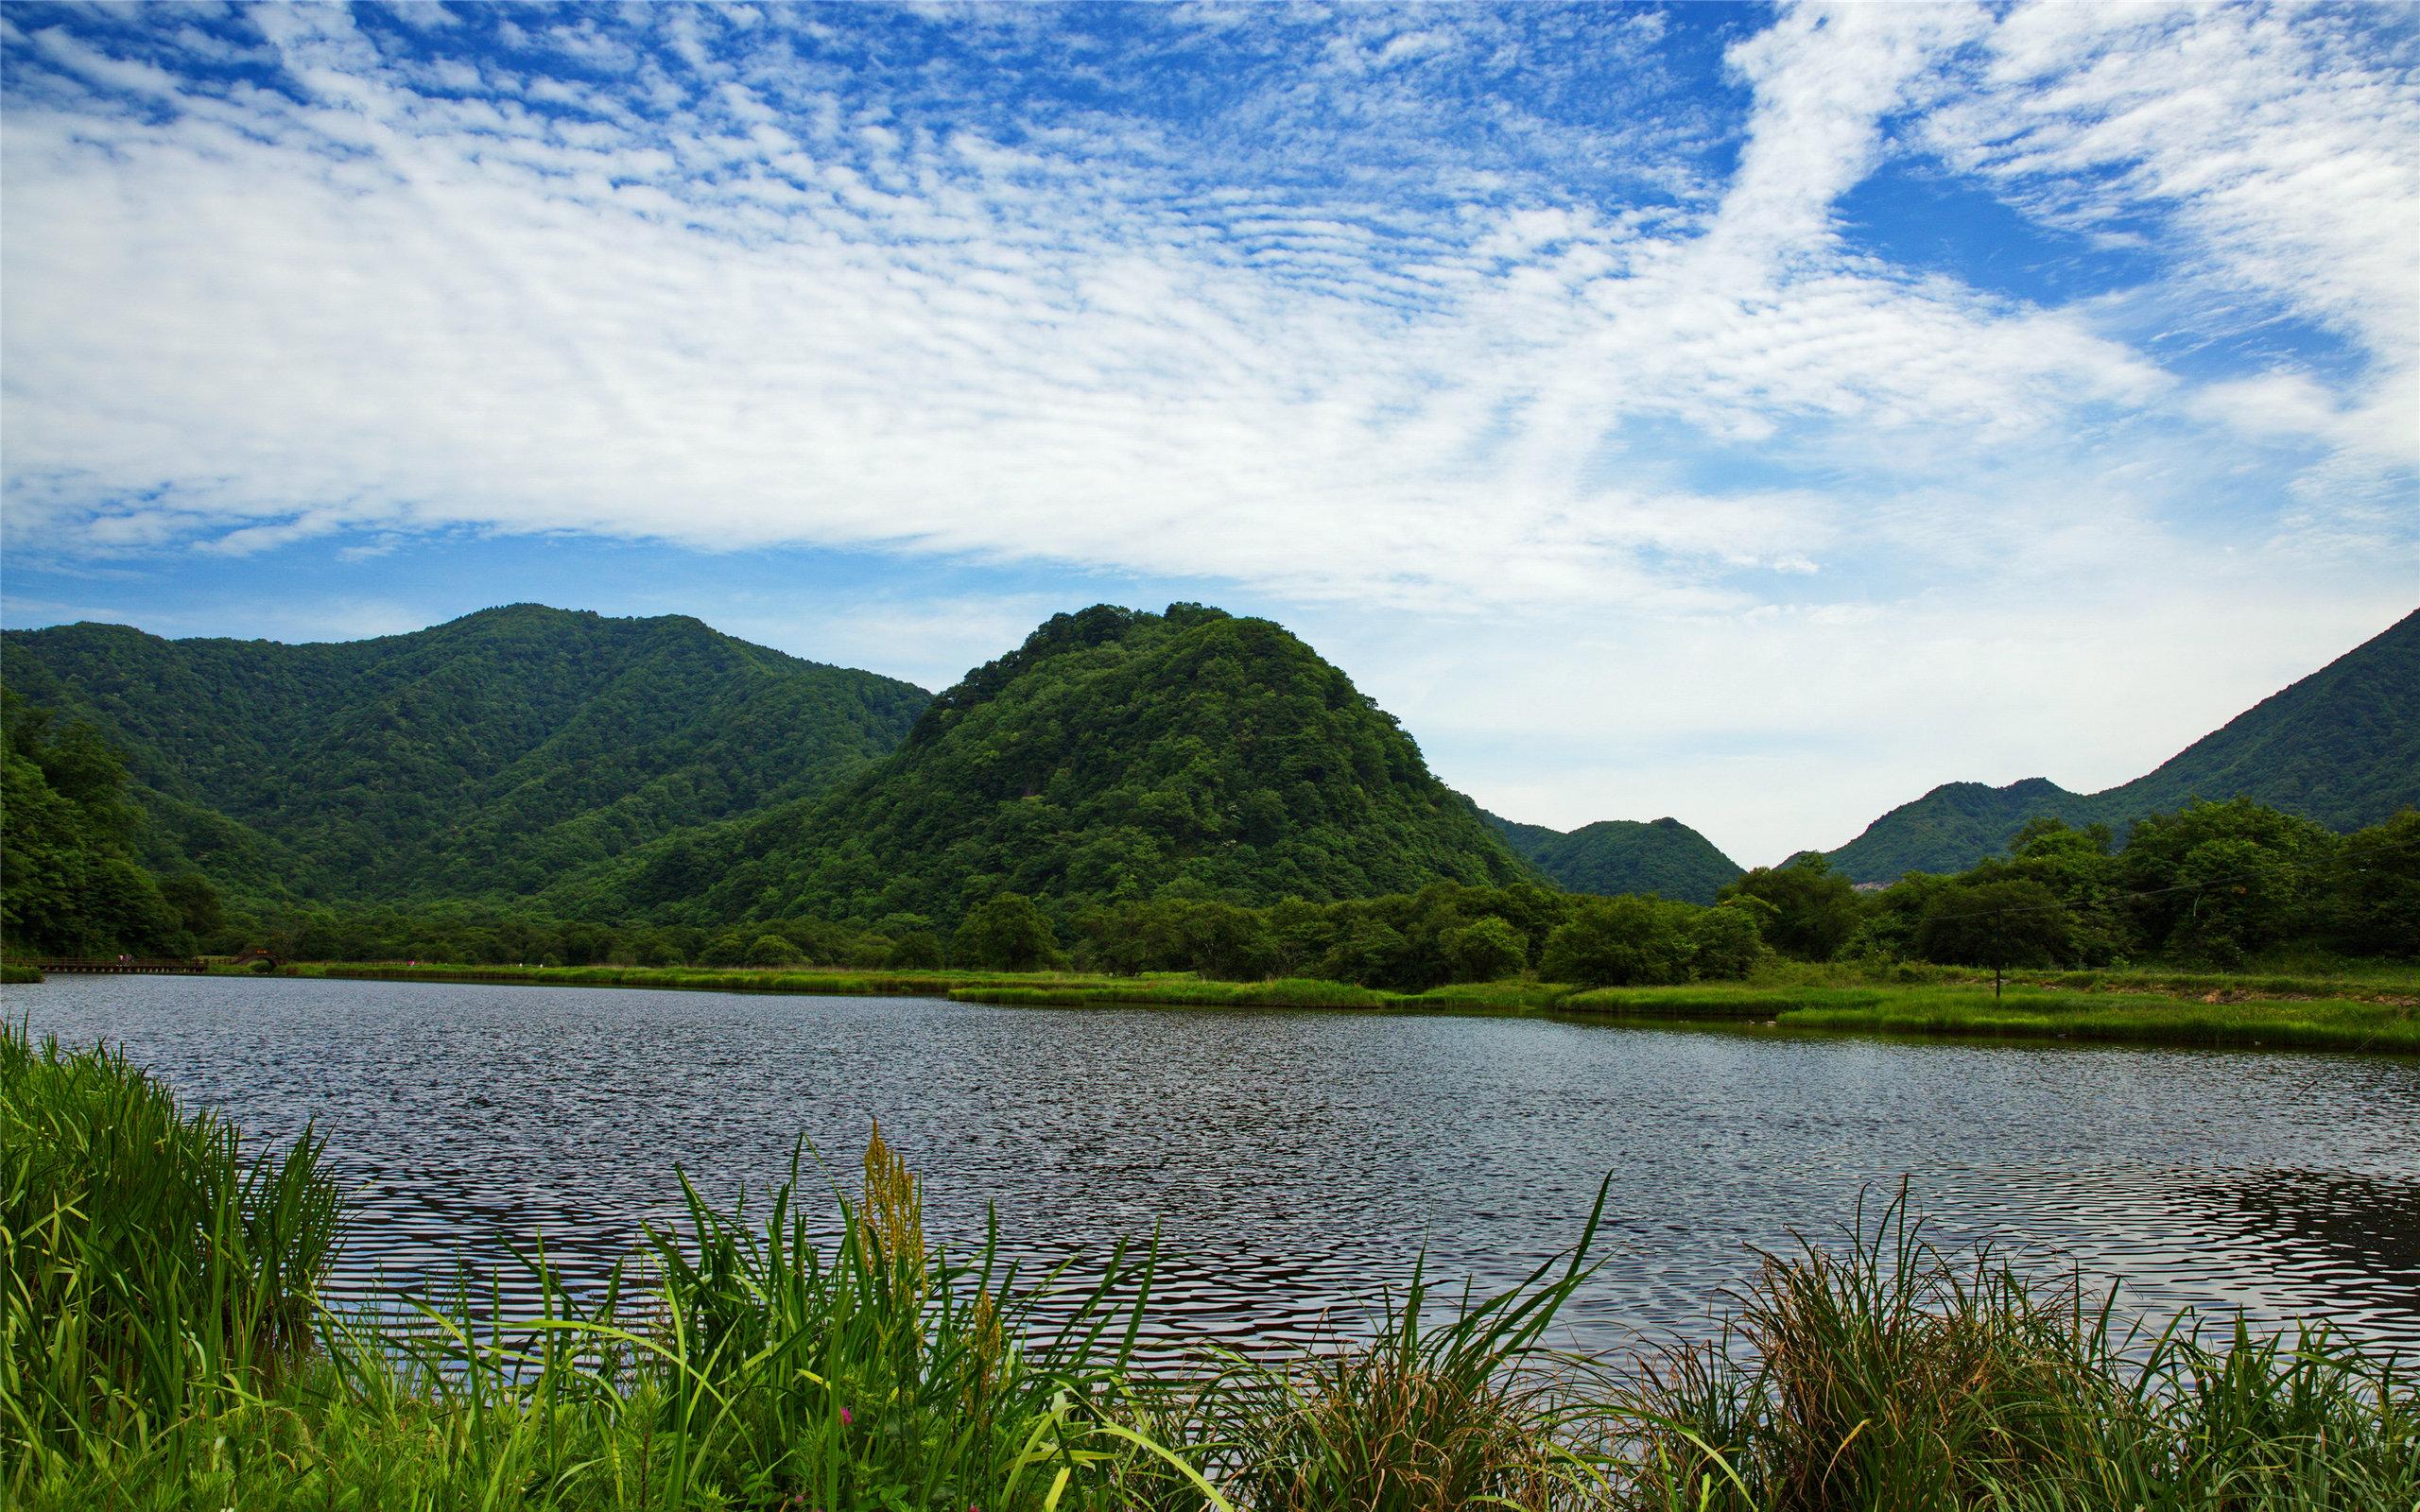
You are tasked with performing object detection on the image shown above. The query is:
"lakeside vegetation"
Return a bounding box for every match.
[188,957,2420,1054]
[8,1024,2413,1511]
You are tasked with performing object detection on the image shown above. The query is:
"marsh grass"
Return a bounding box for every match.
[1612,1188,2418,1511]
[1781,987,2419,1053]
[1,1024,340,1457]
[8,1023,2414,1510]
[1134,1180,1619,1512]
[257,960,2418,1053]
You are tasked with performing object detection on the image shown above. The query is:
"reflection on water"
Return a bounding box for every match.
[9,974,2418,1355]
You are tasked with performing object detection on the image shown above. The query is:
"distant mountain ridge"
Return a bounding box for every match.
[546,603,1539,923]
[1481,812,1742,903]
[1,605,930,902]
[1825,609,2420,882]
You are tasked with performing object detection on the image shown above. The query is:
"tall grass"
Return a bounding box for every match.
[1,1025,339,1467]
[1612,1187,2418,1511]
[7,1023,2413,1509]
[1782,987,2420,1053]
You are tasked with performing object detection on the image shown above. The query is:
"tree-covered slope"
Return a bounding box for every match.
[0,605,929,902]
[1481,812,1741,903]
[553,603,1538,924]
[1826,610,2419,882]
[2099,609,2419,827]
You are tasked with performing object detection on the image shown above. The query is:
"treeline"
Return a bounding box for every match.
[1752,798,2418,971]
[210,883,1770,992]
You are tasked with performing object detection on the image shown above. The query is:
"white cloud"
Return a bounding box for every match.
[1923,1,2420,478]
[3,2,2414,862]
[3,0,2213,606]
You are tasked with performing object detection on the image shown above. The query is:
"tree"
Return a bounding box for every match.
[1687,901,1767,979]
[629,930,683,967]
[158,871,227,949]
[1911,880,2074,969]
[2120,799,2335,965]
[1541,896,1697,987]
[1718,855,1860,961]
[887,930,945,969]
[2327,811,2420,959]
[748,933,800,967]
[1,694,180,955]
[953,893,1059,971]
[1443,916,1527,983]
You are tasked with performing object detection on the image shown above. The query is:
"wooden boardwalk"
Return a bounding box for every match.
[16,957,215,975]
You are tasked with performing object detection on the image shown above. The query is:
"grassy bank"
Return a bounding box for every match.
[0,962,42,984]
[1781,986,2420,1053]
[5,1024,2414,1510]
[217,957,2420,1053]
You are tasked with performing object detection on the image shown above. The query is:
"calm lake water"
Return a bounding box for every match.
[10,974,2419,1356]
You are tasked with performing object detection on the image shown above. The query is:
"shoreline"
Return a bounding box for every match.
[82,958,2416,1055]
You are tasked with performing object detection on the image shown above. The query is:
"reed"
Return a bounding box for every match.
[0,1024,340,1470]
[1146,1181,1616,1512]
[1611,1187,2419,1511]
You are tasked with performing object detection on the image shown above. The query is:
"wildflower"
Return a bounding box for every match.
[839,1406,852,1426]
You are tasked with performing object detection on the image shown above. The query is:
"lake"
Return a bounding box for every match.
[10,973,2419,1357]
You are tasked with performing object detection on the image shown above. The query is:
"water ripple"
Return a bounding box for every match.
[11,975,2417,1355]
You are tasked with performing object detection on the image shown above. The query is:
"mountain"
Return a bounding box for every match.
[550,603,1539,924]
[1481,812,1742,903]
[1826,609,2420,882]
[0,605,930,902]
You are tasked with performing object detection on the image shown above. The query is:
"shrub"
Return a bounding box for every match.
[1688,900,1768,979]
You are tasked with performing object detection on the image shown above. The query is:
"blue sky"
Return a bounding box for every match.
[4,2,2414,865]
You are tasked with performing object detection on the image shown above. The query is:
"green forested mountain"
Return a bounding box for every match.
[1826,609,2419,882]
[1481,812,1742,903]
[1,606,928,904]
[548,603,1538,925]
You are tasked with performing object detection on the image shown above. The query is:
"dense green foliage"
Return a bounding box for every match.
[1,693,224,955]
[1826,609,2418,881]
[1,605,929,904]
[549,604,1537,925]
[1718,854,1863,961]
[1482,812,1742,903]
[134,799,2417,996]
[12,1030,2413,1510]
[231,879,1766,994]
[1850,800,2420,970]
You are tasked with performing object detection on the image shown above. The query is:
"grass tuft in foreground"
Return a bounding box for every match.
[1614,1188,2417,1510]
[1,1022,339,1455]
[5,1022,2414,1509]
